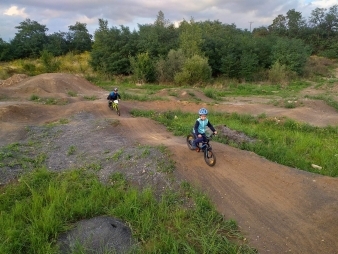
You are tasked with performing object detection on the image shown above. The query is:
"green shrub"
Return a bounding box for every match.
[156,49,186,83]
[174,55,211,86]
[268,61,290,85]
[130,52,156,84]
[319,42,338,59]
[22,62,37,75]
[40,50,60,73]
[271,38,311,75]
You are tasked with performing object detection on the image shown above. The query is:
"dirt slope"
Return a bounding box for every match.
[1,73,338,253]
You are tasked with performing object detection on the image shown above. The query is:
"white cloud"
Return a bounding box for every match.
[311,0,338,8]
[0,0,337,41]
[4,5,28,18]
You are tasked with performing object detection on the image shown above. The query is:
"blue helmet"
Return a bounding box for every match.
[198,108,208,115]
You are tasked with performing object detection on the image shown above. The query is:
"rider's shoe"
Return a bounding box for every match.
[195,147,200,152]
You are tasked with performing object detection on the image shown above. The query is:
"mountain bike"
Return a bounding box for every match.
[108,100,120,116]
[186,132,216,166]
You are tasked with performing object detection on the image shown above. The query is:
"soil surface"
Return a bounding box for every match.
[1,73,338,254]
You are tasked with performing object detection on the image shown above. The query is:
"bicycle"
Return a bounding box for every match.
[186,132,216,166]
[108,100,120,116]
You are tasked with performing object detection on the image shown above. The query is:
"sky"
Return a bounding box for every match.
[0,0,337,42]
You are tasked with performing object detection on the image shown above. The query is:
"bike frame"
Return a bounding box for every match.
[187,132,216,166]
[108,99,120,116]
[112,100,119,109]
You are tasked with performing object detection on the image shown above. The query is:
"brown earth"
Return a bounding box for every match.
[1,73,338,253]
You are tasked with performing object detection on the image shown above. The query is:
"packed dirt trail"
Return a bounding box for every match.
[117,108,338,254]
[1,73,338,253]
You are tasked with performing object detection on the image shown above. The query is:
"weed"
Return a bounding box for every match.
[30,94,40,101]
[84,162,102,171]
[67,145,76,155]
[204,88,219,100]
[284,100,296,108]
[168,90,178,97]
[67,91,77,97]
[141,148,150,158]
[107,149,124,162]
[83,95,97,100]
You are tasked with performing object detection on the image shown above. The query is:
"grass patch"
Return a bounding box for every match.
[67,145,76,155]
[83,95,98,101]
[130,109,338,177]
[0,143,46,170]
[106,148,124,161]
[206,81,311,98]
[305,94,338,111]
[0,169,254,253]
[67,91,77,97]
[30,94,40,101]
[120,91,166,101]
[44,118,69,128]
[204,88,220,100]
[29,95,68,105]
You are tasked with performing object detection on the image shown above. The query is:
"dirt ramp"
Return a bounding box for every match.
[0,73,104,99]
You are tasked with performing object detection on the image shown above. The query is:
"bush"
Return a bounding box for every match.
[156,49,186,83]
[40,50,60,73]
[303,55,334,78]
[130,52,156,84]
[271,38,311,75]
[268,61,289,85]
[174,55,211,86]
[318,42,338,59]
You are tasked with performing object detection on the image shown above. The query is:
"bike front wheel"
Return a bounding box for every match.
[116,105,120,116]
[186,134,195,150]
[204,149,216,166]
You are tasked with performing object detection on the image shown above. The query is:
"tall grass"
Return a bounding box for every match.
[203,81,311,98]
[130,109,338,177]
[0,52,94,78]
[0,168,254,254]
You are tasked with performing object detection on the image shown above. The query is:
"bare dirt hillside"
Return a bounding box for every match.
[1,73,338,254]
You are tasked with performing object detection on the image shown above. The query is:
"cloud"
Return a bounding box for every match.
[311,0,338,8]
[4,5,28,18]
[0,0,336,41]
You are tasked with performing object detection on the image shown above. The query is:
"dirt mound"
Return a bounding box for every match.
[0,74,29,87]
[0,73,103,99]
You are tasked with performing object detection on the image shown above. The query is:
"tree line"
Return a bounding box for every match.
[0,5,337,84]
[0,19,93,60]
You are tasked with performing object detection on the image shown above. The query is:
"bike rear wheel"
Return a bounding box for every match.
[204,149,216,166]
[186,134,195,150]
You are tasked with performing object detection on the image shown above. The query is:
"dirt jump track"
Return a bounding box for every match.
[1,73,338,253]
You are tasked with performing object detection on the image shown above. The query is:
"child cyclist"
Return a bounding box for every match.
[192,108,217,152]
[107,88,121,107]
